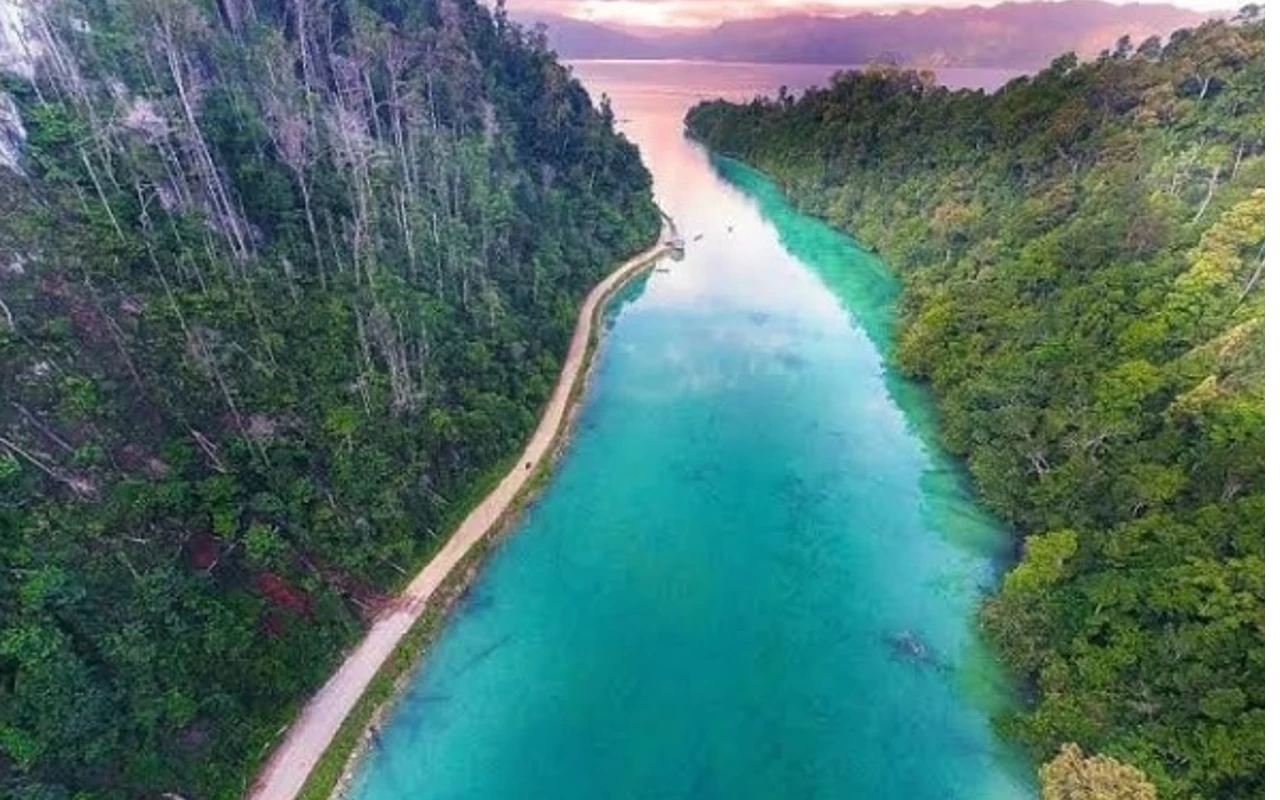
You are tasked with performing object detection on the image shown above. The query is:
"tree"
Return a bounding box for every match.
[0,0,661,796]
[1041,744,1158,800]
[685,18,1264,797]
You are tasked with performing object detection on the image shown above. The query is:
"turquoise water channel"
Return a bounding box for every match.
[347,63,1034,800]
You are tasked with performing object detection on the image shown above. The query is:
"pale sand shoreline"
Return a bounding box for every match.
[246,224,673,800]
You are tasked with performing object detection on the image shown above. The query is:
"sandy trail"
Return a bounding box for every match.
[246,228,672,800]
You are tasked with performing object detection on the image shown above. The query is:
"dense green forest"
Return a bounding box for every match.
[687,15,1263,800]
[0,0,658,796]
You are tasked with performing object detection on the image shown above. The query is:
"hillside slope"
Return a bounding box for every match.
[0,0,658,797]
[688,17,1263,799]
[525,1,1209,69]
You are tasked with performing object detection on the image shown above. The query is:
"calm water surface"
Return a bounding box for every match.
[348,63,1033,800]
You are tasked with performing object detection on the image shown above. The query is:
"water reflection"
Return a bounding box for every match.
[347,61,1034,800]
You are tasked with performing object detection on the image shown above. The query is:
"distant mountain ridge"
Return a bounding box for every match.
[515,0,1212,68]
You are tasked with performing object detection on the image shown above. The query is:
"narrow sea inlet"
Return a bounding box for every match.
[347,63,1034,799]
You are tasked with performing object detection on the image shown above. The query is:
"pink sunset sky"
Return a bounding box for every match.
[506,0,1241,27]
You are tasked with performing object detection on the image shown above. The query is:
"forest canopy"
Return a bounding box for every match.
[0,0,658,797]
[687,15,1264,800]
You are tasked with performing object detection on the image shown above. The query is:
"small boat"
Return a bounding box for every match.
[667,237,686,252]
[693,233,704,242]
